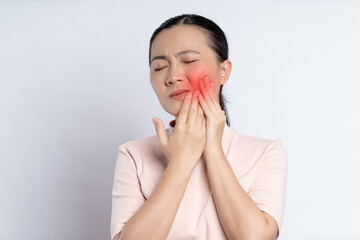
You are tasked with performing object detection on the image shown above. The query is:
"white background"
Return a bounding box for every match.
[1,1,359,239]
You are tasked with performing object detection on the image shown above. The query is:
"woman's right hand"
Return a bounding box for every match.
[152,90,206,172]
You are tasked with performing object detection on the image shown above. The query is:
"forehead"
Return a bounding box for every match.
[150,25,209,57]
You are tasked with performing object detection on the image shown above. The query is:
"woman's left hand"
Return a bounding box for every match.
[197,75,227,157]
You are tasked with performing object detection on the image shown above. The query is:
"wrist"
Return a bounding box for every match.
[204,145,224,157]
[166,161,194,178]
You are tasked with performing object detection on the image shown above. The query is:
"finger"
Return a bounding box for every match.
[187,90,199,125]
[152,118,167,148]
[200,76,219,108]
[196,103,204,124]
[201,110,206,135]
[198,92,212,119]
[198,77,211,102]
[176,92,192,126]
[195,101,206,134]
[199,80,221,115]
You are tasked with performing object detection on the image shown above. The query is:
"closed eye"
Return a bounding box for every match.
[184,60,197,64]
[154,66,166,71]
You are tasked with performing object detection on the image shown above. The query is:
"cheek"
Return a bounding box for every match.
[185,65,218,101]
[185,65,213,91]
[150,80,166,102]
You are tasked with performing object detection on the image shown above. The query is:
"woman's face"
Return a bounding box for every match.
[150,25,231,117]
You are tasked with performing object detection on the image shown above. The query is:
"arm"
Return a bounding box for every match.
[118,163,192,240]
[196,76,287,239]
[112,91,206,239]
[204,149,280,240]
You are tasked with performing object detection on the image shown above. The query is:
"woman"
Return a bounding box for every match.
[111,14,287,240]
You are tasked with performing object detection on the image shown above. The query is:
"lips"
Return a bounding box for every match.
[170,89,190,97]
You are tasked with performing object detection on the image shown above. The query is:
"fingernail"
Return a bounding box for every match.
[210,82,214,88]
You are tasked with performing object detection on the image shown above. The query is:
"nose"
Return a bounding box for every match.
[166,65,184,85]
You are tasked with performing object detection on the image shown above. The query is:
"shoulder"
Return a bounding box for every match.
[117,129,170,161]
[226,127,287,166]
[227,127,283,151]
[118,134,159,154]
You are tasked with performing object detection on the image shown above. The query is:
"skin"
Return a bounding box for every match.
[115,25,278,240]
[149,25,232,156]
[149,25,229,119]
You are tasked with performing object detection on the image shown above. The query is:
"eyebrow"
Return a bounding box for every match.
[150,50,201,65]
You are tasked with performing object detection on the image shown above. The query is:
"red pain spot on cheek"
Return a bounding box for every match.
[186,68,211,100]
[188,73,210,103]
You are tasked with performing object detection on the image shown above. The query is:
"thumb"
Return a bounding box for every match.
[152,118,167,147]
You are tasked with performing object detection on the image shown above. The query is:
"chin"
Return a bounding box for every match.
[159,98,183,118]
[164,108,179,118]
[163,104,180,118]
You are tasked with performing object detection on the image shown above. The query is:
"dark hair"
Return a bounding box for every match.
[149,14,231,127]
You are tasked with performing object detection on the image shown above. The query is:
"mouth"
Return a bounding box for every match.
[170,89,190,98]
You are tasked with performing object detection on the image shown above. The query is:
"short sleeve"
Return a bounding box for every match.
[110,143,146,240]
[247,140,288,235]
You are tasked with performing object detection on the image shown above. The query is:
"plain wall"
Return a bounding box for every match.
[1,1,359,239]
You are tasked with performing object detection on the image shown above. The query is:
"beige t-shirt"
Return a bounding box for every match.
[110,120,288,240]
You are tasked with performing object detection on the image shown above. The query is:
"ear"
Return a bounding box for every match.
[219,59,232,85]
